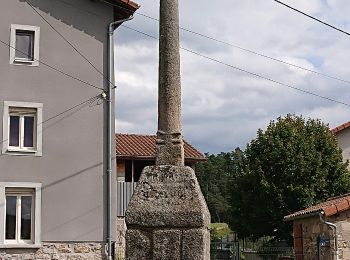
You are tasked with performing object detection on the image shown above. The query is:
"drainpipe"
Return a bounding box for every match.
[106,15,134,260]
[319,211,338,260]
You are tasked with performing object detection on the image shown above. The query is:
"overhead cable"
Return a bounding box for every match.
[25,0,116,89]
[57,0,350,107]
[272,0,350,36]
[0,39,104,91]
[121,25,350,108]
[97,0,350,86]
[0,93,103,145]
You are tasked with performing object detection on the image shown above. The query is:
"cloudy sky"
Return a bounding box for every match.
[114,0,350,154]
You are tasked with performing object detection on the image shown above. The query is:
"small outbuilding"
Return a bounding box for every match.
[284,193,350,260]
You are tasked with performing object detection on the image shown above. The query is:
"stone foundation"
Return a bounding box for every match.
[116,217,127,259]
[0,242,106,260]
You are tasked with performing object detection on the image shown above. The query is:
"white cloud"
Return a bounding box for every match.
[114,0,350,153]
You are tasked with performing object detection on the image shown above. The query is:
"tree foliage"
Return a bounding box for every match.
[229,114,350,240]
[196,149,244,223]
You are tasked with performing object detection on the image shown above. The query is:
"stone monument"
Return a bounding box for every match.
[125,0,211,259]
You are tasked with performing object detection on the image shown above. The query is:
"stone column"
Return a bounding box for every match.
[156,0,184,166]
[125,0,211,259]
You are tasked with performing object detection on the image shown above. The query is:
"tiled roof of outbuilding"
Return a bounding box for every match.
[116,134,206,162]
[114,0,139,11]
[331,121,350,135]
[284,193,350,221]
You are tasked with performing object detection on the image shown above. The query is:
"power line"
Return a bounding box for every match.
[272,0,350,36]
[60,0,350,107]
[97,0,350,86]
[0,93,103,145]
[25,0,116,89]
[121,25,350,108]
[44,94,103,123]
[0,39,104,91]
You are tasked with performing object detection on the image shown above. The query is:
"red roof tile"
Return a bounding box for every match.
[115,0,139,11]
[116,134,206,162]
[331,121,350,135]
[284,193,350,221]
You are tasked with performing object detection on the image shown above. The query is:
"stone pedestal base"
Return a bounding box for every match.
[125,165,210,260]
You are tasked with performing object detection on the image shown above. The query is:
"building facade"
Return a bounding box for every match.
[285,194,350,260]
[332,121,350,169]
[0,0,137,259]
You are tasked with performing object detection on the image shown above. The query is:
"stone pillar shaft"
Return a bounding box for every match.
[125,1,211,259]
[156,0,184,166]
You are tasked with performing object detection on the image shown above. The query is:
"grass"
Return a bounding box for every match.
[210,223,232,240]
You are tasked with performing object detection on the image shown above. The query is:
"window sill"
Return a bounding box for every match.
[11,59,38,67]
[7,148,37,153]
[3,149,41,157]
[14,58,34,63]
[0,244,42,249]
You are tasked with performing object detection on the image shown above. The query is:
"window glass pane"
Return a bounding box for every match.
[9,116,20,147]
[24,116,34,148]
[15,30,34,60]
[5,196,17,240]
[21,196,32,240]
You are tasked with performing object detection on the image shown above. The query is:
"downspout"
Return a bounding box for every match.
[106,15,134,260]
[319,211,338,260]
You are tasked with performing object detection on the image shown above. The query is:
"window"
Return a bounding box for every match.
[2,101,43,156]
[0,183,41,247]
[10,24,40,66]
[5,189,34,244]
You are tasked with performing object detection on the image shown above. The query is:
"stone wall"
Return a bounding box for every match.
[295,216,334,260]
[294,212,350,260]
[333,211,350,260]
[116,217,127,259]
[0,242,106,260]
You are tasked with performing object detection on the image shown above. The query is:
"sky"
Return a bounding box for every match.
[114,0,350,154]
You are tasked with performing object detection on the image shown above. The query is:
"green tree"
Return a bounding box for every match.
[196,149,244,223]
[229,114,350,240]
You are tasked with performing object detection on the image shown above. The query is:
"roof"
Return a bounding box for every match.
[331,121,350,135]
[116,134,206,162]
[114,0,139,11]
[284,193,350,221]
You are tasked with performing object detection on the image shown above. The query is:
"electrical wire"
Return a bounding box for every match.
[143,16,350,85]
[44,94,103,123]
[25,0,116,89]
[0,39,104,91]
[272,0,350,36]
[0,93,104,145]
[100,0,350,84]
[121,25,350,108]
[97,0,350,86]
[50,0,350,107]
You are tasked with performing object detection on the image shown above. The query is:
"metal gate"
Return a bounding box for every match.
[211,241,240,260]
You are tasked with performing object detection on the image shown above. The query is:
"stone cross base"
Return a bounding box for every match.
[125,165,211,260]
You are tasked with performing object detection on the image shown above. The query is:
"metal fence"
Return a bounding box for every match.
[117,182,137,217]
[211,241,240,260]
[243,247,293,260]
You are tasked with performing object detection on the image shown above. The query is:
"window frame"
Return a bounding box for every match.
[8,107,37,152]
[4,190,35,245]
[2,101,43,156]
[0,183,41,248]
[10,24,40,66]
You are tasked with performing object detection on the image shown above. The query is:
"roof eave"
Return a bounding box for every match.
[112,0,139,14]
[116,155,206,162]
[283,211,321,222]
[331,121,350,135]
